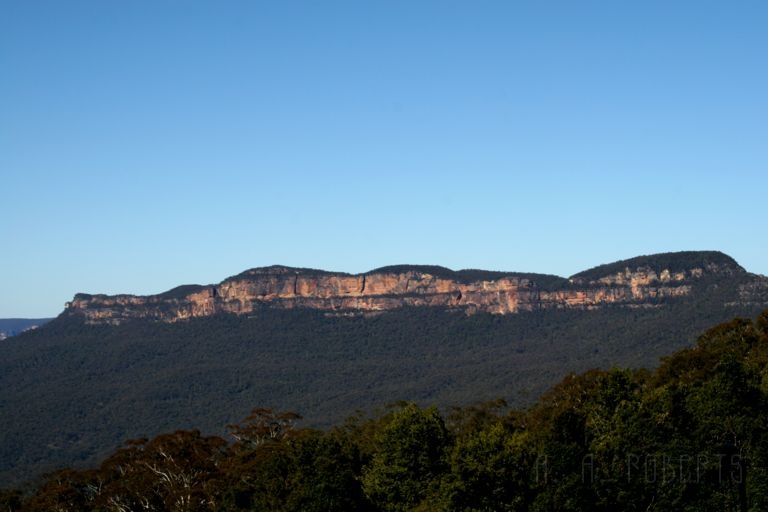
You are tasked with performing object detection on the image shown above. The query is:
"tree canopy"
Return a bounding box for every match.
[4,310,768,511]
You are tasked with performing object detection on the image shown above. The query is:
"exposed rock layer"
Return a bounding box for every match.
[64,252,767,324]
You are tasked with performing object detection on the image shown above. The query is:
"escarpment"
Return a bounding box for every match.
[63,251,768,324]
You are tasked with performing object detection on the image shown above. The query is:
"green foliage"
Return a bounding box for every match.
[361,404,449,511]
[443,421,534,511]
[6,297,762,487]
[5,309,768,510]
[220,409,371,511]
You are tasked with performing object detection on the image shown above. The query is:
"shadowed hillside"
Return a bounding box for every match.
[1,252,767,487]
[4,309,768,511]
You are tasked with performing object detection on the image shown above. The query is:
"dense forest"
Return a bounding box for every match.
[2,310,768,511]
[2,287,761,488]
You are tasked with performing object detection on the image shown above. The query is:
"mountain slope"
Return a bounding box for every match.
[1,251,767,487]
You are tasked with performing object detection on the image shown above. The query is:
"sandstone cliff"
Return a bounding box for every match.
[63,251,767,324]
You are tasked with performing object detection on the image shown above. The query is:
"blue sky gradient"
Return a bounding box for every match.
[2,1,766,317]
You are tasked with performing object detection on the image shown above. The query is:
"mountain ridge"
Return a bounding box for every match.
[3,250,768,487]
[569,250,744,281]
[64,251,765,324]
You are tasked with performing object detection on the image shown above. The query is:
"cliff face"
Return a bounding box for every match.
[64,252,766,324]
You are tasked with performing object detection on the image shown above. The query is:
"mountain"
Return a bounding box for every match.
[9,311,768,511]
[1,251,767,487]
[0,319,52,341]
[64,251,763,323]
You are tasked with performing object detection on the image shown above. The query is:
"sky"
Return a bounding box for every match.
[1,1,766,318]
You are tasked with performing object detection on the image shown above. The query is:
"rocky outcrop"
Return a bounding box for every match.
[63,252,766,324]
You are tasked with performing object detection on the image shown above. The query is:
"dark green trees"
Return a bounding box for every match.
[220,408,371,511]
[361,404,449,511]
[6,309,768,511]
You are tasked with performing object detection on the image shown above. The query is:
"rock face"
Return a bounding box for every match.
[64,251,768,324]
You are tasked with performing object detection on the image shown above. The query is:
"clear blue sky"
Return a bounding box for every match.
[2,1,766,318]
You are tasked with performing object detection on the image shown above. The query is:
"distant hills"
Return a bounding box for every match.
[1,251,767,487]
[0,319,52,341]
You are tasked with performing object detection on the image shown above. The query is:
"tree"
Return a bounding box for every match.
[361,403,450,511]
[443,421,534,511]
[95,430,227,512]
[17,469,94,512]
[227,408,301,450]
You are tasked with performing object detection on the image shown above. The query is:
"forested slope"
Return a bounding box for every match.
[1,298,764,488]
[2,251,766,487]
[3,310,768,511]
